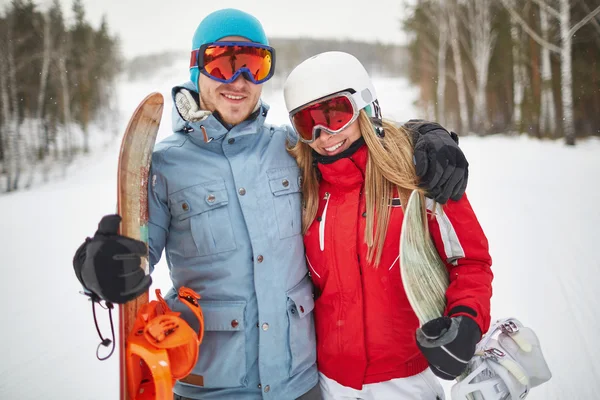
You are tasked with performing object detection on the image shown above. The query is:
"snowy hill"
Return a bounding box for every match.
[1,61,599,399]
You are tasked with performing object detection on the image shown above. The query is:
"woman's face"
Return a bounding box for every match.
[306,119,362,156]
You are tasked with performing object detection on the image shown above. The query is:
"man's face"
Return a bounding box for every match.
[198,36,263,126]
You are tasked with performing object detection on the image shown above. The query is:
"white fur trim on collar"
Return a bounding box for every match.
[175,89,212,122]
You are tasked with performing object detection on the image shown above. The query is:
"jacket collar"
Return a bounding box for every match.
[170,81,269,147]
[316,143,368,188]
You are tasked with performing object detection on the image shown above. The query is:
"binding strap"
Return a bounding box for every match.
[126,287,205,399]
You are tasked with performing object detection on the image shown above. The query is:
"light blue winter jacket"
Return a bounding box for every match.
[147,81,317,399]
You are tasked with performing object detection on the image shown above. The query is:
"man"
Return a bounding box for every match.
[73,8,469,400]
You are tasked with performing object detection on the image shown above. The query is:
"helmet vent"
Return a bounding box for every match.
[361,88,373,104]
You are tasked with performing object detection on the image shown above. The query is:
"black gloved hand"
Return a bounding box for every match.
[405,119,468,204]
[73,214,152,304]
[416,315,481,380]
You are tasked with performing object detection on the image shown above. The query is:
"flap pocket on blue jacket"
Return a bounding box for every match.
[199,300,246,331]
[267,166,302,196]
[286,275,316,376]
[286,276,315,319]
[190,300,247,389]
[267,167,302,239]
[170,180,229,221]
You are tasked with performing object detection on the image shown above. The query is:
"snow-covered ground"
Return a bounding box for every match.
[1,58,599,399]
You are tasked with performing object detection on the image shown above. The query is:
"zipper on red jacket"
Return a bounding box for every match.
[305,255,321,279]
[319,192,330,251]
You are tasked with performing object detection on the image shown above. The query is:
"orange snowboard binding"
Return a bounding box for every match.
[126,287,204,399]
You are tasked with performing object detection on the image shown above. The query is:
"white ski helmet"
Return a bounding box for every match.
[283,51,378,114]
[451,317,552,400]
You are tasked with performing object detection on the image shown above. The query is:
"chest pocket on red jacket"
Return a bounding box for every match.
[169,179,237,257]
[267,166,302,239]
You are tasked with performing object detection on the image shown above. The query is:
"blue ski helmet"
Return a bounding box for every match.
[190,9,269,90]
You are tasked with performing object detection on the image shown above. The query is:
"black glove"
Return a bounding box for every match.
[405,119,468,204]
[416,315,481,380]
[73,214,152,304]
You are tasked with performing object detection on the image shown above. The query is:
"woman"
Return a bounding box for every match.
[283,51,493,399]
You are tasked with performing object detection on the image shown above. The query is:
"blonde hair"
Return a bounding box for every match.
[288,110,429,266]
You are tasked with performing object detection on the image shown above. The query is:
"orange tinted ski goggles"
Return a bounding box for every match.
[190,41,276,84]
[289,91,370,144]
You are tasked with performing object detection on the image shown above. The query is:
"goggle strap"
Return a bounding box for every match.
[190,49,199,69]
[351,89,374,111]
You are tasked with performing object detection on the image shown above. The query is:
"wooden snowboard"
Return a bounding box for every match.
[399,190,449,326]
[116,92,164,400]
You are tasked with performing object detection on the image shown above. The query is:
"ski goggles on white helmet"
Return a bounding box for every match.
[289,90,372,144]
[451,317,552,400]
[190,41,276,84]
[284,51,380,143]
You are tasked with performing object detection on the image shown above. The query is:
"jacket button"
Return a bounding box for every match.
[264,385,270,393]
[362,211,367,217]
[262,323,269,331]
[316,216,322,222]
[182,202,189,211]
[231,319,239,328]
[282,179,289,187]
[257,255,264,263]
[207,194,216,203]
[228,138,235,144]
[238,188,246,196]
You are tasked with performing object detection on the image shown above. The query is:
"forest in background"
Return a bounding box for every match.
[0,0,121,193]
[1,0,599,194]
[403,0,600,144]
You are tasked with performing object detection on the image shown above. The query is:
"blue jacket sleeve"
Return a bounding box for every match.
[147,154,170,271]
[285,124,299,147]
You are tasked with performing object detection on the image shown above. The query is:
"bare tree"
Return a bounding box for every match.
[0,17,22,192]
[58,48,73,171]
[434,0,449,126]
[539,6,557,136]
[502,0,600,145]
[27,9,53,187]
[509,2,528,132]
[0,40,11,191]
[448,0,470,133]
[577,0,600,48]
[465,0,497,133]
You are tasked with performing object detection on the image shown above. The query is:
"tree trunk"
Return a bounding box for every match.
[449,5,469,133]
[29,11,53,187]
[58,52,73,169]
[0,44,13,192]
[469,0,496,134]
[436,1,448,126]
[418,28,435,122]
[560,0,575,145]
[511,17,525,132]
[6,24,21,192]
[539,8,557,137]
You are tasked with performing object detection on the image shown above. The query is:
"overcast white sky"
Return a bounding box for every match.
[39,0,414,57]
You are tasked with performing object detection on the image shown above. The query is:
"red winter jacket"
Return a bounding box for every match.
[303,145,493,389]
